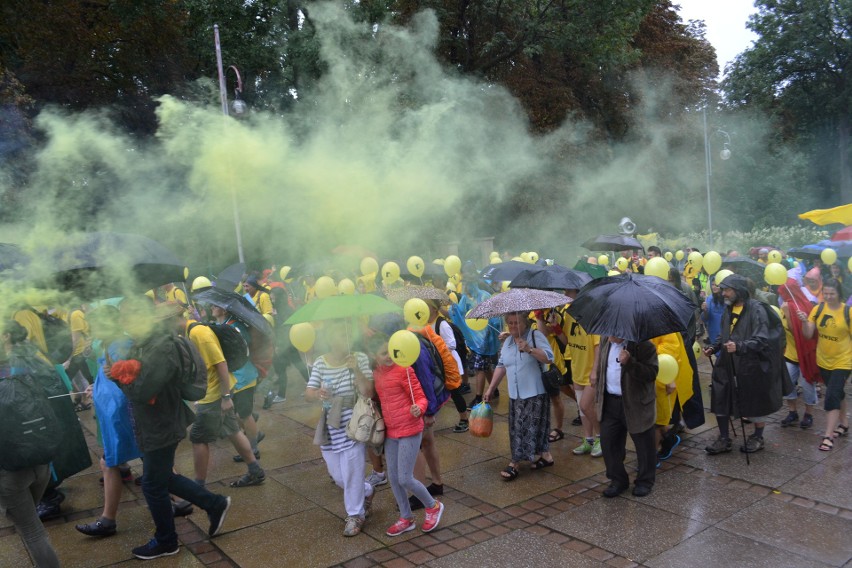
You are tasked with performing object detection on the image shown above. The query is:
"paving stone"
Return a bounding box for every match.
[440,458,566,508]
[779,443,852,510]
[427,529,603,568]
[684,447,815,487]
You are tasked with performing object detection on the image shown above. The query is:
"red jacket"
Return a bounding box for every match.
[374,364,427,439]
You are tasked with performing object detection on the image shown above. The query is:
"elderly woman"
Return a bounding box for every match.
[484,312,555,481]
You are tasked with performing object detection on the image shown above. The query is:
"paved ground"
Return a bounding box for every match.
[2,359,851,567]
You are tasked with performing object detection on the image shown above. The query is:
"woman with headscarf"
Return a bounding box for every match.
[803,267,824,303]
[483,312,554,481]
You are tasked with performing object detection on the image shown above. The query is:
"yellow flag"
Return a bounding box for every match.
[798,204,852,226]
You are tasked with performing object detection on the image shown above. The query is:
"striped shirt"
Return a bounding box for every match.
[308,352,372,453]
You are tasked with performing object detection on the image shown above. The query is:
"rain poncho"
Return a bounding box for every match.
[449,283,501,356]
[93,338,141,467]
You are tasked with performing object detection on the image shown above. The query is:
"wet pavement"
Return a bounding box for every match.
[3,359,851,567]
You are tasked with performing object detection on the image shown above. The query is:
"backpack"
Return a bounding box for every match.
[813,302,852,330]
[0,373,63,470]
[34,310,73,364]
[188,322,249,371]
[171,336,208,401]
[435,316,468,369]
[416,334,445,398]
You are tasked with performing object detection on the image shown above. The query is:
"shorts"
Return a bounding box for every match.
[820,367,851,412]
[189,401,241,444]
[468,352,498,373]
[232,386,256,419]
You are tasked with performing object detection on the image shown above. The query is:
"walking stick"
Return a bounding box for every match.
[725,352,750,466]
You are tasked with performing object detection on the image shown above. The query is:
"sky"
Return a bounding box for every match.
[676,0,759,77]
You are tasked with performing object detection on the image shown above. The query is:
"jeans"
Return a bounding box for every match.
[141,442,226,547]
[784,361,817,406]
[385,434,434,519]
[0,465,60,568]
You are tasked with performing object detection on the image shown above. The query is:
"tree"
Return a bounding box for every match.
[724,0,852,205]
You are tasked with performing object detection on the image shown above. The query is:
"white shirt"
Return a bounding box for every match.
[605,342,624,396]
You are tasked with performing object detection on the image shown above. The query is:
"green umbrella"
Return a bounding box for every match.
[284,294,402,324]
[573,259,607,279]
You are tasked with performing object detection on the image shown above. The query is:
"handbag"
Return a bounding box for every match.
[531,330,563,395]
[346,395,386,447]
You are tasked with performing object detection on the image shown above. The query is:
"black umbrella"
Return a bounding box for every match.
[216,262,246,291]
[721,257,767,286]
[39,232,186,299]
[566,273,697,342]
[582,234,644,252]
[191,287,273,339]
[509,265,592,291]
[480,260,543,282]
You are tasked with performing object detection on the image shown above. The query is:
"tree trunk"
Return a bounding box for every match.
[839,115,852,205]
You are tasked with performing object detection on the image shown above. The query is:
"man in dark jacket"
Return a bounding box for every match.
[593,336,659,498]
[703,274,785,455]
[113,301,231,560]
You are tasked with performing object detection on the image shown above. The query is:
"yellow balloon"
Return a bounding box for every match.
[290,323,316,353]
[848,257,852,273]
[444,255,462,277]
[490,257,502,264]
[692,342,701,357]
[520,252,532,263]
[465,310,488,331]
[501,281,510,292]
[821,248,837,265]
[404,298,430,328]
[615,257,629,271]
[528,252,539,263]
[608,269,621,276]
[675,250,685,261]
[360,257,379,277]
[446,282,457,292]
[714,269,734,286]
[449,292,459,304]
[192,276,212,291]
[764,263,787,286]
[389,330,421,367]
[432,258,445,266]
[382,262,401,284]
[338,278,356,295]
[767,250,782,264]
[449,273,460,284]
[664,251,673,262]
[703,251,722,275]
[183,267,190,281]
[657,354,678,385]
[407,256,425,278]
[315,276,337,299]
[279,265,292,280]
[598,254,609,266]
[645,257,670,279]
[489,251,501,259]
[512,256,524,262]
[687,251,703,271]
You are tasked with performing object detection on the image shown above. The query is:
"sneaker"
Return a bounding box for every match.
[409,495,425,511]
[232,448,261,463]
[366,471,387,487]
[229,469,266,488]
[459,384,471,395]
[657,434,681,461]
[467,396,482,410]
[780,411,799,427]
[590,438,603,458]
[386,517,416,537]
[740,435,765,454]
[262,391,274,410]
[571,415,583,426]
[343,515,364,537]
[207,496,231,537]
[172,500,194,517]
[132,538,179,560]
[705,437,732,455]
[427,483,444,496]
[272,396,286,404]
[364,490,374,519]
[800,413,814,429]
[572,440,592,455]
[422,500,444,533]
[452,421,469,433]
[36,500,61,521]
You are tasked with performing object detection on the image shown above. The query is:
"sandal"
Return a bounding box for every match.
[531,457,555,470]
[500,465,519,481]
[548,429,564,443]
[834,424,849,437]
[819,437,834,452]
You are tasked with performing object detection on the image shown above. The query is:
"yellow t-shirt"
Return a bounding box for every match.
[531,322,567,375]
[13,310,48,355]
[730,305,743,333]
[252,290,274,317]
[562,313,599,386]
[781,308,798,363]
[69,309,91,357]
[809,303,852,370]
[187,321,236,404]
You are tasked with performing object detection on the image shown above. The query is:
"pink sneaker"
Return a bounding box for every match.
[386,517,416,537]
[421,500,444,533]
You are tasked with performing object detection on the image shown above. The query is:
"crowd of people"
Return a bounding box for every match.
[1,241,850,564]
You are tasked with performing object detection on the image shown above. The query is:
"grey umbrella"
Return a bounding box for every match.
[467,288,569,319]
[582,235,644,252]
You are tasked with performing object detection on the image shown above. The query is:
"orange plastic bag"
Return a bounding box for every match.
[469,402,493,438]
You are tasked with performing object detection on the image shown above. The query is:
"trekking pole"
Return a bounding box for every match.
[726,353,749,465]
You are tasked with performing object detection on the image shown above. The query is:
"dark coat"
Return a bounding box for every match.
[594,338,659,433]
[710,299,789,417]
[119,334,195,452]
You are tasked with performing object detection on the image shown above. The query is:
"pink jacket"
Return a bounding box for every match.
[374,364,427,439]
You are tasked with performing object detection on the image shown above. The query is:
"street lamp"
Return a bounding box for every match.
[214,24,246,263]
[703,106,732,247]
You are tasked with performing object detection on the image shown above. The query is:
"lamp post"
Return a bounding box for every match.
[214,24,246,263]
[703,106,731,248]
